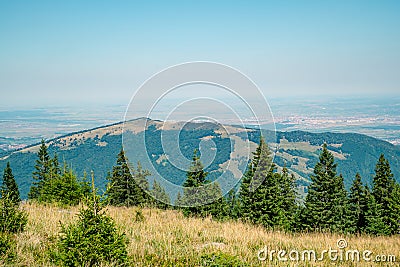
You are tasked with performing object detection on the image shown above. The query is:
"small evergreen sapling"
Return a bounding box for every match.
[54,172,128,266]
[1,162,20,205]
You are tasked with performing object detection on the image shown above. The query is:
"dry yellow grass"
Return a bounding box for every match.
[10,203,400,266]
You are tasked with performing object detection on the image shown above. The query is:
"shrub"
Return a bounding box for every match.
[0,233,16,263]
[53,192,128,266]
[0,194,27,234]
[133,209,145,223]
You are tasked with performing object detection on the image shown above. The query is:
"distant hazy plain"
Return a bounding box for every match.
[1,95,399,150]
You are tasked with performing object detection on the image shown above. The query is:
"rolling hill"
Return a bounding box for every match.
[1,118,399,200]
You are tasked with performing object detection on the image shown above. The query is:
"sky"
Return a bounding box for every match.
[0,0,399,108]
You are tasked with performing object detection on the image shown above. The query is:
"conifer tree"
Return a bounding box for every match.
[373,154,395,204]
[107,149,150,207]
[0,195,27,234]
[278,167,298,230]
[179,149,208,215]
[239,137,266,220]
[35,160,90,206]
[49,153,61,179]
[249,167,286,229]
[131,162,151,206]
[365,190,391,235]
[179,150,226,219]
[225,188,241,219]
[54,173,128,266]
[371,154,399,234]
[39,154,62,203]
[334,174,352,231]
[389,183,400,234]
[300,144,349,232]
[175,191,182,207]
[239,137,294,229]
[0,165,27,234]
[348,173,369,233]
[29,139,51,199]
[151,180,171,209]
[1,163,20,205]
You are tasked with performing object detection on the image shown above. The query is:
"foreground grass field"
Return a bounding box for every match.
[10,203,400,266]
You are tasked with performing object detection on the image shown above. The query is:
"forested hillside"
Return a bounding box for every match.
[1,119,399,199]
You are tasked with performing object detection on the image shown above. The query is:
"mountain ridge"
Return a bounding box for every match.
[1,119,399,200]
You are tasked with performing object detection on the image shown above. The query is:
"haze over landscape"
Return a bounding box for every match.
[1,1,399,149]
[1,1,400,108]
[1,1,400,266]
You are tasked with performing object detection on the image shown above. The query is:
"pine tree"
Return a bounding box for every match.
[239,137,294,229]
[36,161,90,206]
[180,150,225,219]
[333,174,352,232]
[225,188,241,219]
[239,137,267,221]
[0,164,27,234]
[373,154,395,204]
[389,183,400,234]
[179,149,209,215]
[365,189,391,235]
[49,153,61,179]
[348,173,369,233]
[152,180,171,209]
[278,167,298,230]
[28,139,51,199]
[300,144,349,232]
[201,184,229,220]
[54,174,128,266]
[371,154,399,234]
[107,149,150,207]
[130,162,151,206]
[1,163,20,205]
[175,191,182,207]
[249,167,284,229]
[0,195,27,234]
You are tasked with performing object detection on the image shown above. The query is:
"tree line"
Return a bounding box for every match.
[1,138,400,236]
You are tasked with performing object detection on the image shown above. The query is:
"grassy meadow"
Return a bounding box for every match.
[5,203,399,266]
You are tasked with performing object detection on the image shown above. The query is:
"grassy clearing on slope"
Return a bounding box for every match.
[9,203,400,266]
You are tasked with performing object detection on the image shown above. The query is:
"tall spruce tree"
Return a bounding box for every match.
[131,162,151,206]
[179,149,226,219]
[300,144,349,232]
[371,154,399,234]
[365,189,391,235]
[49,153,61,179]
[348,173,369,233]
[389,183,400,234]
[239,137,295,229]
[278,167,298,230]
[239,137,265,220]
[107,149,150,207]
[28,139,51,199]
[225,188,241,219]
[1,163,20,205]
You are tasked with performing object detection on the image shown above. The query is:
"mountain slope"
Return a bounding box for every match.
[1,118,399,199]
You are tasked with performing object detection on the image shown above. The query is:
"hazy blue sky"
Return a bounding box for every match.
[1,1,399,107]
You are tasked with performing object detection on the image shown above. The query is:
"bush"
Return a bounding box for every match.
[0,233,16,263]
[53,195,128,266]
[38,169,91,206]
[0,195,27,234]
[133,209,145,223]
